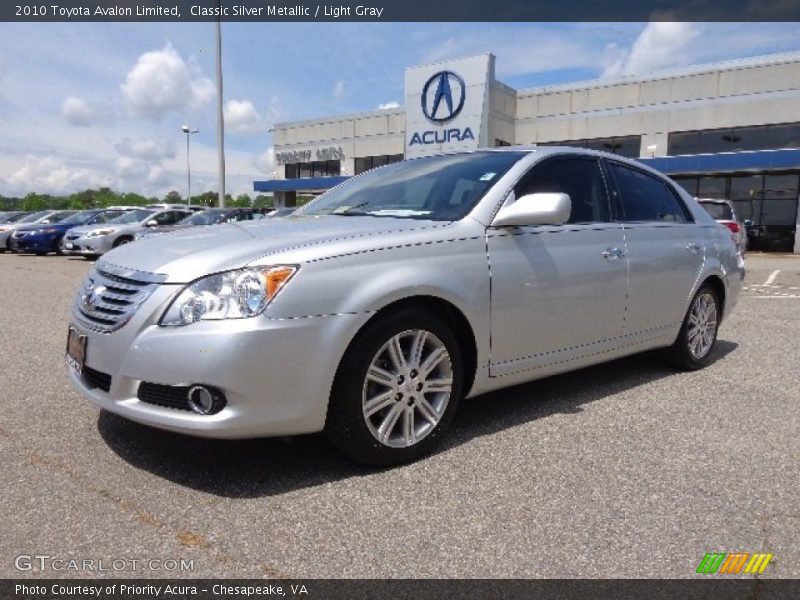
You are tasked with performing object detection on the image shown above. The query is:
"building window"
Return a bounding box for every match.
[494,139,511,147]
[537,136,640,159]
[284,160,341,179]
[668,122,800,155]
[672,170,799,252]
[354,154,404,175]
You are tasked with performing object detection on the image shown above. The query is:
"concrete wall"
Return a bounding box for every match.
[515,54,800,156]
[273,109,405,178]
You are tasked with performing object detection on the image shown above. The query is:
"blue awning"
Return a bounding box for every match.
[638,148,800,175]
[253,176,350,193]
[253,149,800,194]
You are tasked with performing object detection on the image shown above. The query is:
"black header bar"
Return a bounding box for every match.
[4,0,800,22]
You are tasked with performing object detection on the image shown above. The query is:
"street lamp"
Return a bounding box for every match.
[181,125,199,204]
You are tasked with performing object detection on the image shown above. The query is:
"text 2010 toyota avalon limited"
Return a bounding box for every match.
[66,148,744,465]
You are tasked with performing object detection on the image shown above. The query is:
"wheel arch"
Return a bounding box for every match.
[333,294,479,399]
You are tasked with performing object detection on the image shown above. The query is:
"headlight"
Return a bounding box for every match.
[160,266,297,327]
[86,228,116,237]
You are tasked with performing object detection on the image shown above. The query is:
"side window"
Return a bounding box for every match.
[609,163,690,223]
[154,211,182,225]
[514,157,610,224]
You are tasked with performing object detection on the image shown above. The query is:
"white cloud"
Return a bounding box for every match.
[252,147,275,175]
[377,101,401,110]
[61,96,100,127]
[115,137,176,161]
[602,22,700,77]
[224,99,263,134]
[332,79,347,102]
[121,43,214,119]
[6,155,112,196]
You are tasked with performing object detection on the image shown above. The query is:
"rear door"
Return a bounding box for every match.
[487,155,629,376]
[605,160,705,338]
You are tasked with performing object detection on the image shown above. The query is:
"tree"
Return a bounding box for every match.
[252,194,274,208]
[164,190,183,203]
[231,193,252,207]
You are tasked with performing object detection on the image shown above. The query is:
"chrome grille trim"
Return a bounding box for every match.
[72,263,162,333]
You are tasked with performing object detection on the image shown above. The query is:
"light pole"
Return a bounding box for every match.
[182,125,199,204]
[215,2,226,207]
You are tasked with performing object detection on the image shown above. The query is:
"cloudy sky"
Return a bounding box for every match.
[0,21,798,198]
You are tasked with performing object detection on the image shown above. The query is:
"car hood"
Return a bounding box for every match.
[99,215,454,284]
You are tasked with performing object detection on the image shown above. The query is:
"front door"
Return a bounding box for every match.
[488,156,629,377]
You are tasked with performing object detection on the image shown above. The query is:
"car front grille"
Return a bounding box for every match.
[71,262,164,333]
[137,382,192,411]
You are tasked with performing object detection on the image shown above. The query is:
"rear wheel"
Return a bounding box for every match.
[326,309,464,466]
[667,283,720,370]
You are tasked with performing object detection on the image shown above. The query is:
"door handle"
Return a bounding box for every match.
[602,247,626,260]
[685,242,703,254]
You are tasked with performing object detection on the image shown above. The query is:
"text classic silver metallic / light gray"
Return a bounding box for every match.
[66,148,745,465]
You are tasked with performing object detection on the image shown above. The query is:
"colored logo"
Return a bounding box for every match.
[696,552,774,574]
[421,71,465,123]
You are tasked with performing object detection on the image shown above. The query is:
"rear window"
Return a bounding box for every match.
[699,202,733,220]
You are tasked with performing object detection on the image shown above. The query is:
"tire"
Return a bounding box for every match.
[667,283,720,370]
[113,236,132,248]
[325,308,464,466]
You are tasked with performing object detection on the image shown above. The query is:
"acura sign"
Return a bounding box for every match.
[405,54,493,158]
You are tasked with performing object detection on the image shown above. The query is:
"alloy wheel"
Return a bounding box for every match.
[362,329,453,448]
[687,292,717,359]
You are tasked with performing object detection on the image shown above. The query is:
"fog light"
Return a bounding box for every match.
[187,385,226,415]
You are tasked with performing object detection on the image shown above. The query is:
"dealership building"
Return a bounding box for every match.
[255,51,800,252]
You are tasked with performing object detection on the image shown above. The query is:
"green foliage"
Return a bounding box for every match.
[252,194,274,208]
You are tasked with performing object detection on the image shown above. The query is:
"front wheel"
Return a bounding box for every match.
[326,309,464,466]
[667,283,720,370]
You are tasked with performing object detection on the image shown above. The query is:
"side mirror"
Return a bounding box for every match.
[492,193,571,227]
[146,219,158,228]
[743,219,753,228]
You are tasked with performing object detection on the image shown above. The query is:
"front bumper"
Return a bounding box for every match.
[63,235,116,255]
[67,284,369,438]
[9,233,59,253]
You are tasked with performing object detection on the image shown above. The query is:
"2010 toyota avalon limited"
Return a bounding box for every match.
[66,147,744,465]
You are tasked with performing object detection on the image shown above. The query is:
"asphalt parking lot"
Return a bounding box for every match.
[0,252,798,579]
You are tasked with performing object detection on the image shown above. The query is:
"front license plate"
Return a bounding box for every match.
[66,327,87,375]
[64,242,74,249]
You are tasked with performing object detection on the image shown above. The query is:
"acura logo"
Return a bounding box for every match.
[421,70,465,123]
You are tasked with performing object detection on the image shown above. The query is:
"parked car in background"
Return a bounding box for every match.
[267,207,297,218]
[66,148,744,465]
[0,211,32,223]
[9,208,131,255]
[0,210,76,252]
[697,198,748,254]
[134,208,267,241]
[63,208,193,258]
[146,203,205,212]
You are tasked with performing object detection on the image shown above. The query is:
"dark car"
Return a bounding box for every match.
[134,208,267,241]
[9,209,130,255]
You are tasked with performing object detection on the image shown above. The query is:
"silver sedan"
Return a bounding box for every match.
[66,147,744,465]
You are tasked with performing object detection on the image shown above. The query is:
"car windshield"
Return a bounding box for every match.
[61,211,98,225]
[699,202,733,220]
[177,210,227,226]
[3,213,29,223]
[301,151,525,221]
[109,209,155,224]
[45,211,77,223]
[19,211,51,223]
